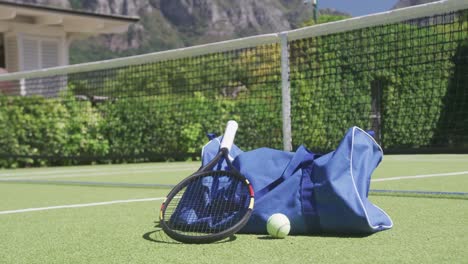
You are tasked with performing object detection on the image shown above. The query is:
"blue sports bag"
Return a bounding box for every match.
[201,126,393,234]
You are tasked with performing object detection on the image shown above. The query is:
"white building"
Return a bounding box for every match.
[0,0,139,72]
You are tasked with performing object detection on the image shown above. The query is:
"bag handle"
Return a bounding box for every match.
[255,146,316,200]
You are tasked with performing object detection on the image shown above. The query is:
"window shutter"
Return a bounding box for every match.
[41,40,60,68]
[21,38,40,71]
[4,36,19,72]
[20,36,62,71]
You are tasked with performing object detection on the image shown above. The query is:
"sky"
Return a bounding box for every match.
[317,0,400,17]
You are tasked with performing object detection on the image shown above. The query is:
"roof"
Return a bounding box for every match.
[0,1,140,34]
[0,1,140,23]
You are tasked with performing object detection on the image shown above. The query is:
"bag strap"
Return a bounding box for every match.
[255,146,315,200]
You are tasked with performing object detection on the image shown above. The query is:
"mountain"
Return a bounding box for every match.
[9,0,441,64]
[7,0,351,63]
[68,0,318,63]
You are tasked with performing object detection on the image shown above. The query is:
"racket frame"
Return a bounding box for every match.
[159,121,254,243]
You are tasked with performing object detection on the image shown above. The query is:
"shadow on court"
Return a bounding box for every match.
[142,221,237,244]
[257,233,372,240]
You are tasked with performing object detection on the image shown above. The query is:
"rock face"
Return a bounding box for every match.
[6,0,350,62]
[89,0,295,50]
[9,0,307,52]
[8,0,437,61]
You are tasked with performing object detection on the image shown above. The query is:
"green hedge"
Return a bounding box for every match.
[96,92,282,162]
[289,21,466,152]
[0,95,108,168]
[0,91,282,167]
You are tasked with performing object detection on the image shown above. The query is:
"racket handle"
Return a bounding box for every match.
[220,120,238,151]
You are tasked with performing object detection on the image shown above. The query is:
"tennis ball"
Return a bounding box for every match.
[266,213,291,238]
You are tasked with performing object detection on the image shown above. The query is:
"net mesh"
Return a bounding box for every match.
[0,3,467,167]
[0,44,283,166]
[290,10,468,153]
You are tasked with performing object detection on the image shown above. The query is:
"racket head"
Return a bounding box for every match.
[159,120,253,243]
[159,167,254,244]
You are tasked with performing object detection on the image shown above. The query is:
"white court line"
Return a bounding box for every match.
[372,171,468,182]
[0,167,195,180]
[2,171,468,216]
[0,197,165,215]
[383,158,468,162]
[0,165,198,178]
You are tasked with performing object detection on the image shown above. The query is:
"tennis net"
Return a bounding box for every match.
[0,0,467,167]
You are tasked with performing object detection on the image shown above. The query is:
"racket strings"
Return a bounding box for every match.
[163,172,251,236]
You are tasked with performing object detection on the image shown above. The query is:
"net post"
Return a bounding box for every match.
[20,78,26,96]
[280,32,292,152]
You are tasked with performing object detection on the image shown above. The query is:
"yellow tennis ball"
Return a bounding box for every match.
[266,213,291,238]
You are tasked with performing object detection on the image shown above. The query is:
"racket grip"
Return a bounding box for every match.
[220,120,238,151]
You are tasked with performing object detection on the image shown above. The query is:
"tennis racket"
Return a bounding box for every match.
[159,120,254,244]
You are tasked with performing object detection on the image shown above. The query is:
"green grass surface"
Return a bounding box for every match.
[373,155,468,178]
[371,175,468,193]
[1,155,467,263]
